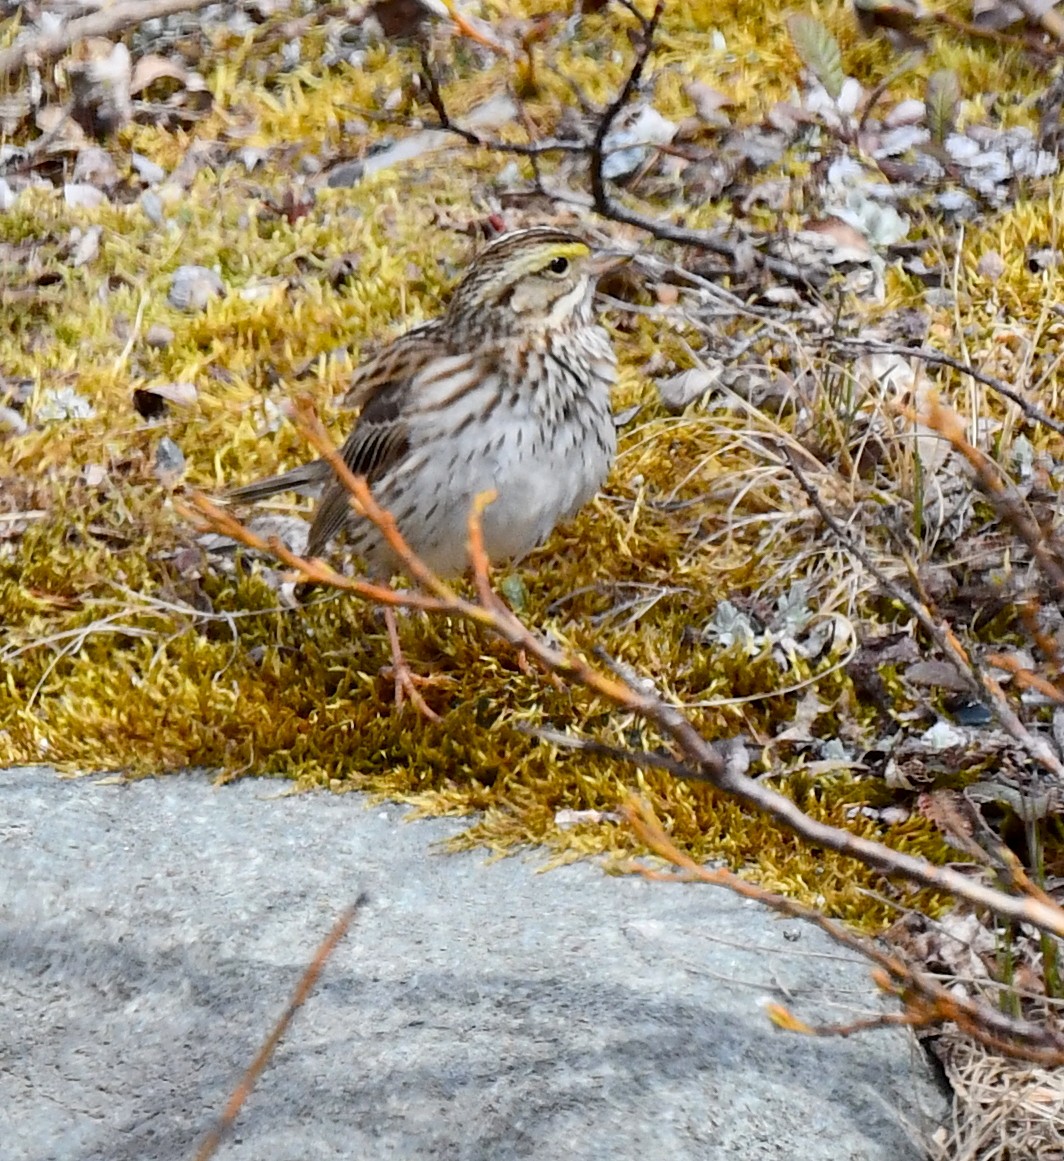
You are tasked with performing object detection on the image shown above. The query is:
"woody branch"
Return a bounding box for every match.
[183,402,1064,1064]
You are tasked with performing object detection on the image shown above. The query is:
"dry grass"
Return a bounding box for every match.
[930,1027,1064,1160]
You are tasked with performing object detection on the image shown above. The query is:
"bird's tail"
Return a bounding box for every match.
[226,460,331,503]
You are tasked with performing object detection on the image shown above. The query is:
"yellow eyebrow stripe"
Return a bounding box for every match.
[543,242,590,264]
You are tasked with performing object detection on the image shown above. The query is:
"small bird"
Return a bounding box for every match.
[229,225,626,713]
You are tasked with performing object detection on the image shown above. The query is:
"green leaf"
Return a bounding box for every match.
[925,69,960,146]
[786,13,845,101]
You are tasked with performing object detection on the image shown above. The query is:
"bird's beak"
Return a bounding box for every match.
[586,249,633,276]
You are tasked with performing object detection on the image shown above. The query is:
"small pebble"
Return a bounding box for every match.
[69,225,102,268]
[131,152,166,185]
[976,250,1005,281]
[140,190,165,226]
[0,404,27,434]
[73,146,119,188]
[168,265,224,311]
[145,323,175,349]
[63,183,107,210]
[154,436,186,483]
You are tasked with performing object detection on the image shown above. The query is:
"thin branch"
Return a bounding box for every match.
[291,398,464,603]
[920,398,1064,607]
[417,46,585,157]
[956,2,1064,47]
[434,0,513,54]
[194,898,364,1161]
[518,723,698,779]
[466,489,501,612]
[191,410,1064,947]
[587,0,665,214]
[182,493,452,614]
[419,3,807,284]
[624,797,1064,1064]
[831,337,1064,438]
[612,0,654,29]
[577,0,817,282]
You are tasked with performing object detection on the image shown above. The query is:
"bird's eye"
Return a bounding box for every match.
[547,256,570,275]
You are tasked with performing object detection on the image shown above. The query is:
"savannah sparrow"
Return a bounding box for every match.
[228,226,625,713]
[229,226,624,577]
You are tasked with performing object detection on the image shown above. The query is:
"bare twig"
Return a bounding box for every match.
[418,1,806,283]
[831,338,1064,439]
[930,8,1060,54]
[182,493,452,614]
[433,0,513,54]
[587,0,664,215]
[292,398,463,602]
[624,797,1064,1065]
[1003,0,1064,45]
[919,399,1064,607]
[579,1,810,283]
[189,402,1064,1061]
[418,46,585,157]
[194,898,364,1161]
[518,723,698,779]
[188,408,1064,949]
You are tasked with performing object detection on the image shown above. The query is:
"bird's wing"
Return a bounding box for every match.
[306,323,486,559]
[339,320,444,410]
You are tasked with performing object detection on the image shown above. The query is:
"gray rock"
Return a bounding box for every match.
[0,767,946,1160]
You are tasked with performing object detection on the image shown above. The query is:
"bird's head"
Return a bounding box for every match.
[446,227,627,336]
